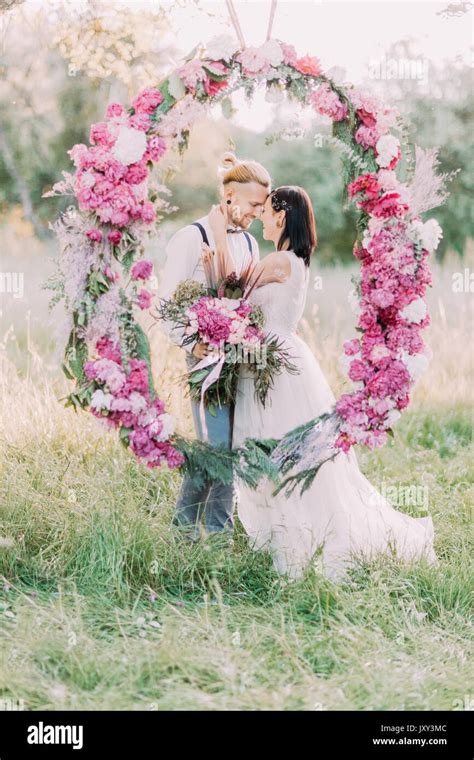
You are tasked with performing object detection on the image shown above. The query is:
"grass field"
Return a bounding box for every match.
[0,232,472,710]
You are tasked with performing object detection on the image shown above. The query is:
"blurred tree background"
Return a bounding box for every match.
[0,0,472,262]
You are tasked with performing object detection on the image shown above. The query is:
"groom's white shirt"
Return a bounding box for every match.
[158,213,260,352]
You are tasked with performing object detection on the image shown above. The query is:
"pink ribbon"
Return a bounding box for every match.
[191,351,226,441]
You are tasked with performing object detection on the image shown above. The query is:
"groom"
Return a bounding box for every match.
[158,157,271,539]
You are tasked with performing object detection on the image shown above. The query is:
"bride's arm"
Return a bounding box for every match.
[207,204,235,278]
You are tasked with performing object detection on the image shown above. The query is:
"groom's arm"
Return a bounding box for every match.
[158,225,201,353]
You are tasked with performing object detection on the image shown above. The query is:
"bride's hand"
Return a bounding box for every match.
[201,242,214,265]
[208,203,228,241]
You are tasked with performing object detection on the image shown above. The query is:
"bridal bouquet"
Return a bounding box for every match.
[157,257,298,430]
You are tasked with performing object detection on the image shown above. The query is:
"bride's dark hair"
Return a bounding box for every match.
[270,186,317,266]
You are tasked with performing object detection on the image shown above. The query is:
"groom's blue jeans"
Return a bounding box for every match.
[173,390,235,535]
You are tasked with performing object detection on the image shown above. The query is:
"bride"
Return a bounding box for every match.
[207,185,437,582]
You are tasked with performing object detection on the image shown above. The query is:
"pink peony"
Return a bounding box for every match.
[132,87,164,115]
[355,125,380,149]
[140,201,156,224]
[86,228,102,242]
[348,173,380,200]
[90,123,116,149]
[137,289,152,310]
[144,136,167,163]
[309,84,347,121]
[106,102,125,118]
[344,338,361,356]
[131,260,153,280]
[107,229,122,245]
[280,42,298,66]
[125,160,148,185]
[128,113,152,132]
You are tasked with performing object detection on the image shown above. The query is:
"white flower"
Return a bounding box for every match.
[375,134,400,168]
[81,170,96,188]
[367,216,386,238]
[156,95,206,142]
[377,169,399,192]
[206,34,240,62]
[347,288,361,316]
[400,297,427,324]
[156,412,175,441]
[112,126,147,165]
[220,297,241,311]
[384,409,401,428]
[128,392,148,414]
[401,348,432,381]
[260,39,284,67]
[409,218,443,253]
[339,349,361,376]
[90,389,114,411]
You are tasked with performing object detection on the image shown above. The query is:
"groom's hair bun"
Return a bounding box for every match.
[218,151,271,189]
[220,151,240,171]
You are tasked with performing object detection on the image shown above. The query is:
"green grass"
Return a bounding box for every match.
[1,403,472,711]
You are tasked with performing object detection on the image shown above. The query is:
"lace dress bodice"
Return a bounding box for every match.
[249,250,310,337]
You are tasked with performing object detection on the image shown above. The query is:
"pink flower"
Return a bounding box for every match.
[368,287,395,308]
[144,136,167,162]
[90,123,116,149]
[344,338,361,356]
[128,113,152,132]
[166,447,185,468]
[125,160,148,185]
[137,289,152,310]
[237,47,270,76]
[366,360,411,399]
[132,87,164,115]
[309,84,348,121]
[140,201,156,224]
[106,102,125,118]
[367,193,409,219]
[294,55,322,77]
[357,108,377,128]
[348,173,380,200]
[131,260,153,280]
[364,429,388,449]
[355,125,380,149]
[96,337,122,363]
[348,359,368,382]
[280,42,298,66]
[178,60,206,90]
[86,228,102,242]
[68,143,89,168]
[335,433,353,453]
[107,229,122,245]
[203,65,229,97]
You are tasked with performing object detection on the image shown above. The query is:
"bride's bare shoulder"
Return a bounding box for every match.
[256,250,291,282]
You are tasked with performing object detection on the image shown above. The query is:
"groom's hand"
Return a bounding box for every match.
[192,341,209,359]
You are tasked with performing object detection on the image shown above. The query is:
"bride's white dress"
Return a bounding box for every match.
[232,250,437,582]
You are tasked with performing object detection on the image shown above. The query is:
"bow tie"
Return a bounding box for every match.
[227,227,244,234]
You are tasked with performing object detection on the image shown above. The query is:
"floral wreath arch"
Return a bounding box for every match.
[45,34,444,495]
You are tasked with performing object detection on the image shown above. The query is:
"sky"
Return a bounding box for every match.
[168,0,472,131]
[23,0,473,131]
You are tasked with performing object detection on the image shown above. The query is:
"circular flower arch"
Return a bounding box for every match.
[44,35,443,493]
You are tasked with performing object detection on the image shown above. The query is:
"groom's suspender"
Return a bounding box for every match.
[191,221,253,254]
